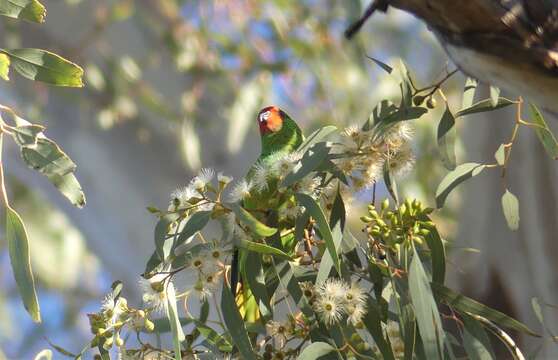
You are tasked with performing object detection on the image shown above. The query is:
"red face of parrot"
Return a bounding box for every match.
[258,106,283,135]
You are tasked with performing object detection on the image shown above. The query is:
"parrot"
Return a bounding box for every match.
[230,105,304,324]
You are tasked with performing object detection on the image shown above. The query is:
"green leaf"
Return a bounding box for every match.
[0,53,9,80]
[298,342,337,359]
[456,98,515,117]
[153,213,179,261]
[196,321,233,353]
[529,103,558,160]
[297,125,337,155]
[6,207,41,322]
[363,298,395,360]
[174,210,211,250]
[316,186,345,283]
[232,204,277,237]
[494,144,505,166]
[462,78,478,109]
[2,48,84,87]
[296,193,340,276]
[435,162,485,208]
[437,104,457,170]
[11,124,44,146]
[420,214,446,284]
[462,312,495,360]
[431,283,539,337]
[282,141,331,187]
[501,190,520,231]
[0,0,46,23]
[383,161,399,204]
[531,297,544,326]
[489,86,500,107]
[237,239,293,261]
[409,244,445,359]
[363,100,398,131]
[19,136,85,207]
[166,284,185,360]
[243,252,272,320]
[221,282,256,360]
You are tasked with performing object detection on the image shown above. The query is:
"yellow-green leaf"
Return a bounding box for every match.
[501,190,519,231]
[6,206,41,322]
[0,53,9,80]
[2,48,83,87]
[0,0,46,23]
[435,162,485,208]
[529,103,558,160]
[231,204,277,237]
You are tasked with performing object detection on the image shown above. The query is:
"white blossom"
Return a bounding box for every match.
[217,172,233,185]
[139,274,172,314]
[252,162,272,192]
[314,295,343,326]
[191,168,215,190]
[228,179,252,202]
[318,278,348,300]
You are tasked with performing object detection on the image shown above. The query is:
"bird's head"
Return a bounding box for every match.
[257,106,285,135]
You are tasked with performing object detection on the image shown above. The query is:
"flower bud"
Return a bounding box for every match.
[144,319,155,332]
[103,336,113,350]
[413,95,425,106]
[381,199,389,211]
[426,97,437,109]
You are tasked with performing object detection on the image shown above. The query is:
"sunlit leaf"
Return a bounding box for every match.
[196,321,233,353]
[0,53,9,80]
[409,244,445,359]
[435,162,485,208]
[420,214,446,284]
[221,281,256,360]
[462,313,495,360]
[296,193,340,276]
[501,190,519,231]
[174,210,211,250]
[297,125,337,154]
[462,78,478,109]
[166,284,185,360]
[489,86,500,107]
[2,48,83,87]
[33,349,52,360]
[231,204,277,237]
[237,239,292,260]
[298,342,337,359]
[0,0,46,23]
[243,252,272,320]
[363,100,398,131]
[6,206,41,322]
[11,124,44,146]
[431,283,539,336]
[153,213,179,261]
[529,103,558,160]
[494,144,505,166]
[363,298,395,360]
[456,98,515,117]
[437,103,457,170]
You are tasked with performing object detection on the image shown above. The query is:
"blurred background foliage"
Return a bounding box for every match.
[3,0,552,358]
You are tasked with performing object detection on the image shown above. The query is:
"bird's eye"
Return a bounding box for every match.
[259,110,271,123]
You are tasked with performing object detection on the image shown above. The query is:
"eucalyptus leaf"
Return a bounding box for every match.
[364,100,398,131]
[419,214,446,284]
[409,245,444,359]
[11,124,44,146]
[363,298,395,360]
[195,321,233,353]
[2,48,84,87]
[431,283,539,337]
[221,281,256,360]
[489,86,500,107]
[174,210,211,250]
[455,98,514,117]
[298,342,337,359]
[316,187,345,283]
[435,162,485,208]
[297,125,337,154]
[282,141,331,187]
[462,312,495,360]
[237,239,292,260]
[0,0,46,23]
[462,78,478,109]
[529,103,558,160]
[154,213,180,260]
[7,206,41,322]
[494,144,505,166]
[166,284,185,360]
[0,53,9,80]
[231,204,277,237]
[366,55,393,74]
[437,104,457,170]
[296,193,340,276]
[501,190,520,231]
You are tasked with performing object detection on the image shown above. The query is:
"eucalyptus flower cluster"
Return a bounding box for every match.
[334,121,415,191]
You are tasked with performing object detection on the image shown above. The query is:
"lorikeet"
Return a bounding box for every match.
[230,105,304,323]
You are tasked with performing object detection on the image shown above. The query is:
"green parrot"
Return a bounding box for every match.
[230,105,304,323]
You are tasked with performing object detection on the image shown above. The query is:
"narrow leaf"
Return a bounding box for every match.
[296,193,340,276]
[462,78,478,109]
[409,245,445,359]
[529,103,558,159]
[0,0,46,23]
[12,124,44,146]
[298,342,337,359]
[0,53,9,80]
[282,141,330,187]
[437,104,457,170]
[154,213,179,261]
[221,282,256,360]
[232,204,277,237]
[363,298,395,360]
[489,86,500,107]
[7,207,41,322]
[456,98,515,117]
[2,48,84,87]
[297,125,337,154]
[420,214,446,284]
[462,312,495,360]
[174,210,211,249]
[431,283,539,337]
[366,55,393,74]
[435,162,485,208]
[501,190,520,231]
[237,239,292,260]
[166,284,185,360]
